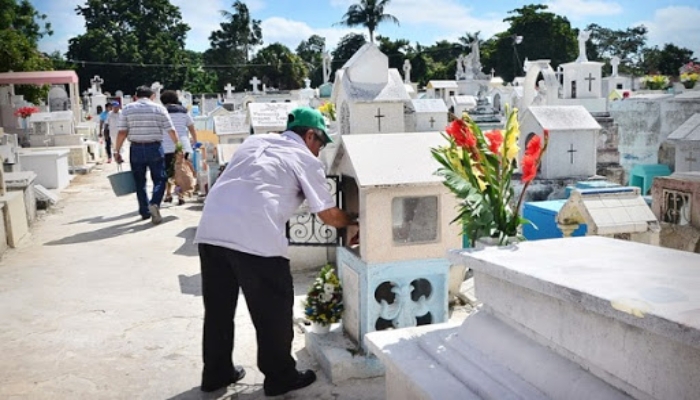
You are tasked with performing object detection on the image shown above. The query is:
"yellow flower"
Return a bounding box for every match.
[504,106,520,161]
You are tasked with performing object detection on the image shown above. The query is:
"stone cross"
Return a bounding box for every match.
[250,77,261,94]
[567,143,578,164]
[686,152,698,171]
[429,117,436,128]
[90,75,104,94]
[611,56,620,77]
[403,59,412,84]
[375,108,386,131]
[585,73,596,91]
[304,77,311,89]
[576,31,591,63]
[224,83,235,98]
[490,68,495,78]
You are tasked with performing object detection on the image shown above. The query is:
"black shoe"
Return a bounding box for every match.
[200,366,246,393]
[263,369,316,397]
[178,198,185,206]
[141,214,150,220]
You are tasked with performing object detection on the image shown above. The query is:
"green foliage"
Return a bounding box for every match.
[67,0,190,93]
[296,35,326,87]
[248,43,308,90]
[585,23,648,76]
[336,0,399,43]
[641,43,697,76]
[376,35,412,71]
[181,51,218,93]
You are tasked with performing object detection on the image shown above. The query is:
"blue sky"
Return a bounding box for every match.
[35,0,700,58]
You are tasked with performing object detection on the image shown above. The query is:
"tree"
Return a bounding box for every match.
[586,23,648,75]
[641,43,696,76]
[181,51,218,93]
[248,43,308,90]
[330,33,367,79]
[376,35,412,71]
[336,0,399,43]
[67,0,190,93]
[488,4,577,82]
[0,0,54,102]
[296,34,326,87]
[204,1,263,90]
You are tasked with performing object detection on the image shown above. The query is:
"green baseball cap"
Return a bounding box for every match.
[286,107,332,144]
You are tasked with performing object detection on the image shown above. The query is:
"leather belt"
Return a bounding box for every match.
[131,141,161,145]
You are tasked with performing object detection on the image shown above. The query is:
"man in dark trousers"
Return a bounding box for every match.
[194,107,357,395]
[114,86,178,224]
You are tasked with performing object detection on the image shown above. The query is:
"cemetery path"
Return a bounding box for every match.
[0,163,385,400]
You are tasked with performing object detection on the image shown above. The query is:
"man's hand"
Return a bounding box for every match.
[115,153,124,164]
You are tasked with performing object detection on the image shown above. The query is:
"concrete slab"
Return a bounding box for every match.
[0,190,28,247]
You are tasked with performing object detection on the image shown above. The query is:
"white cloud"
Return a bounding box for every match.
[171,0,228,52]
[638,6,700,58]
[544,0,623,19]
[260,17,364,51]
[36,1,84,55]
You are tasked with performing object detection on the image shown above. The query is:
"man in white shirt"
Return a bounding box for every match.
[106,101,121,162]
[194,107,357,395]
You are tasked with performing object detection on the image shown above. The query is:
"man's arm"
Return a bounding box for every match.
[114,130,128,162]
[317,207,358,229]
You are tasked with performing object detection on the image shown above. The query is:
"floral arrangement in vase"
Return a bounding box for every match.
[304,264,343,329]
[13,106,39,119]
[431,106,549,247]
[640,75,670,90]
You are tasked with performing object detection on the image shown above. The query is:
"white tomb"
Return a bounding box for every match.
[519,106,600,179]
[332,43,411,135]
[426,81,459,104]
[28,111,74,136]
[246,102,297,134]
[602,56,632,97]
[450,95,477,114]
[213,113,249,144]
[557,31,607,113]
[667,113,700,173]
[366,236,700,400]
[408,99,448,132]
[18,149,70,190]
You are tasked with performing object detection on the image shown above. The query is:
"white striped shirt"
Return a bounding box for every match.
[117,99,175,142]
[163,109,194,154]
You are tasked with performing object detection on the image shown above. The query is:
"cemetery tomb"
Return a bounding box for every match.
[366,236,700,400]
[408,99,448,132]
[652,172,700,229]
[0,190,29,248]
[246,102,297,134]
[519,106,600,179]
[556,187,660,245]
[330,132,462,348]
[213,112,249,144]
[18,149,70,190]
[667,113,700,173]
[4,171,38,226]
[28,111,74,136]
[450,95,477,114]
[332,43,411,135]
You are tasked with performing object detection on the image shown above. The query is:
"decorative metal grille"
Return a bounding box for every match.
[286,175,342,246]
[661,189,691,225]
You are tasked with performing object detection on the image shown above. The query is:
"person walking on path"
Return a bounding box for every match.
[105,101,121,163]
[98,104,113,162]
[114,86,179,224]
[160,90,198,205]
[194,107,358,395]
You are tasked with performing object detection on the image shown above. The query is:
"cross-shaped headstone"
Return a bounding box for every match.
[567,143,578,164]
[429,117,436,128]
[374,108,386,131]
[224,83,235,98]
[250,77,261,94]
[686,152,698,170]
[303,77,311,89]
[585,73,596,92]
[403,59,412,84]
[90,75,104,93]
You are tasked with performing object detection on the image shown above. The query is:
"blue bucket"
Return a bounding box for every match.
[108,167,136,196]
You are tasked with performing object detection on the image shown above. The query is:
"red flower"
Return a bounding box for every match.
[525,135,542,158]
[446,119,476,148]
[521,154,537,183]
[13,106,39,119]
[484,129,504,154]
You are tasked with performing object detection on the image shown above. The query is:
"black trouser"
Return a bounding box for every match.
[198,243,297,387]
[104,132,112,159]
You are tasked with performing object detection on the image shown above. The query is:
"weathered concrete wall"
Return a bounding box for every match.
[610,94,700,177]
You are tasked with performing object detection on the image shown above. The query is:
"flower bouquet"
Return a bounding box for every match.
[304,264,343,331]
[13,106,39,119]
[318,102,336,121]
[641,75,670,90]
[681,72,699,89]
[431,106,549,247]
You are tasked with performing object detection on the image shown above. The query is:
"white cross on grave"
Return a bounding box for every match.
[611,56,620,77]
[90,75,104,93]
[224,83,235,98]
[250,77,261,94]
[304,78,311,89]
